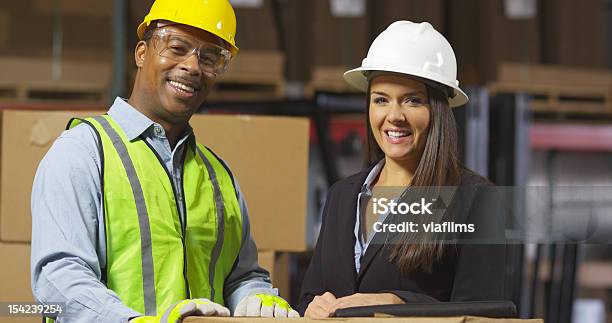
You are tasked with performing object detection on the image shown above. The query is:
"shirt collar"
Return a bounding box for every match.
[107,97,155,141]
[362,158,385,192]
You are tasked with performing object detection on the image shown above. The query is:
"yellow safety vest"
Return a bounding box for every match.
[57,115,243,317]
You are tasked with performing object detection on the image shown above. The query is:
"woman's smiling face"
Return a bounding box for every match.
[368,74,431,165]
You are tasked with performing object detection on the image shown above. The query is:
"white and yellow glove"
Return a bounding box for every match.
[234,294,300,317]
[130,298,230,323]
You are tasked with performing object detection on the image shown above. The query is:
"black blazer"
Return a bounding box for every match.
[297,168,507,315]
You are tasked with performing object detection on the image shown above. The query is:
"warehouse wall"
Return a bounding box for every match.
[2,0,608,87]
[0,0,112,61]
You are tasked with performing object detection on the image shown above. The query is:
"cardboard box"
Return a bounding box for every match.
[209,51,286,102]
[0,242,32,301]
[0,110,103,242]
[258,251,290,299]
[307,66,362,96]
[184,317,543,323]
[191,114,310,251]
[0,57,111,102]
[0,242,39,323]
[1,111,310,252]
[0,57,111,88]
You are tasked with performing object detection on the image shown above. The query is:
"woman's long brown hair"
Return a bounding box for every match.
[364,80,462,275]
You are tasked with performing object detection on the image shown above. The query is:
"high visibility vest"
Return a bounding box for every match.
[60,115,243,317]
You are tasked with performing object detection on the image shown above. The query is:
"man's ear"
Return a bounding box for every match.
[135,41,147,68]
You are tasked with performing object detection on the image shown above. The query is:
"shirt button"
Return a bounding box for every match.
[153,126,163,136]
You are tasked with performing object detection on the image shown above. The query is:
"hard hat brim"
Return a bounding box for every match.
[343,66,469,108]
[136,20,239,56]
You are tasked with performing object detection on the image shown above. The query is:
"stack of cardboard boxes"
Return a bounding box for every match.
[0,109,103,323]
[189,113,311,299]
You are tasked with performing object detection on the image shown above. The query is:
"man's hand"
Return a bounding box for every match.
[329,293,404,313]
[234,294,299,317]
[304,292,337,319]
[130,298,230,323]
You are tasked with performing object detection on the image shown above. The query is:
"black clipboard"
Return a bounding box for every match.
[333,301,517,318]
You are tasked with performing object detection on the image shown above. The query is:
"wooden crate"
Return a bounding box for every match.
[489,62,612,116]
[207,51,285,102]
[0,57,110,103]
[0,82,108,103]
[305,66,362,97]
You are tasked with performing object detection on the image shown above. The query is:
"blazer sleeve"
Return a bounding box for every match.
[296,183,338,315]
[386,290,441,303]
[388,248,506,303]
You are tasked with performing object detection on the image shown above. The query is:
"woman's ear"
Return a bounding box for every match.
[135,41,147,68]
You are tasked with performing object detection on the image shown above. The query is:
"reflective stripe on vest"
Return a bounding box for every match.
[66,115,243,316]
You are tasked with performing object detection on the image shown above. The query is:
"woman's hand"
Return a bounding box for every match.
[304,292,337,319]
[329,293,404,313]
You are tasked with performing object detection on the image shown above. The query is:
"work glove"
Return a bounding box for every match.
[234,294,300,317]
[130,298,230,323]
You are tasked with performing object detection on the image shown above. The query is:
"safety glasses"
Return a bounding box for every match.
[151,28,232,76]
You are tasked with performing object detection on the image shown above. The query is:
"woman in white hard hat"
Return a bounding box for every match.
[298,21,506,318]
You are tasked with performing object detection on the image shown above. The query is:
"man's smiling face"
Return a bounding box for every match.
[135,23,228,124]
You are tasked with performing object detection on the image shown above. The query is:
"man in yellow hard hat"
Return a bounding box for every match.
[31,0,298,322]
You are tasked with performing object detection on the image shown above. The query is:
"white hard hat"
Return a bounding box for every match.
[344,21,468,107]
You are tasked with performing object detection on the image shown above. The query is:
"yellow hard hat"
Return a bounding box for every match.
[138,0,239,55]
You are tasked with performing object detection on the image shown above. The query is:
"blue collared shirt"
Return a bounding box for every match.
[354,159,387,273]
[31,98,275,323]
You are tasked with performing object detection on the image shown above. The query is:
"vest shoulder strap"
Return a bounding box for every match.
[196,144,238,196]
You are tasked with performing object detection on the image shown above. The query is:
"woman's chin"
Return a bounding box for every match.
[383,150,423,165]
[382,148,414,160]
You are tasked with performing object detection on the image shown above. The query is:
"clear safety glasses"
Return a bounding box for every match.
[151,28,232,76]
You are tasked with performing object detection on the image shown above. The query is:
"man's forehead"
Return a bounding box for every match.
[155,21,226,47]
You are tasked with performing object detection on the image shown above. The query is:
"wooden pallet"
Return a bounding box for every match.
[489,62,612,116]
[305,66,362,97]
[207,51,285,102]
[0,56,110,103]
[0,82,108,103]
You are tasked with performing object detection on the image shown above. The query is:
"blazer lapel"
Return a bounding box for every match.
[350,168,387,284]
[334,175,363,291]
[331,170,379,293]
